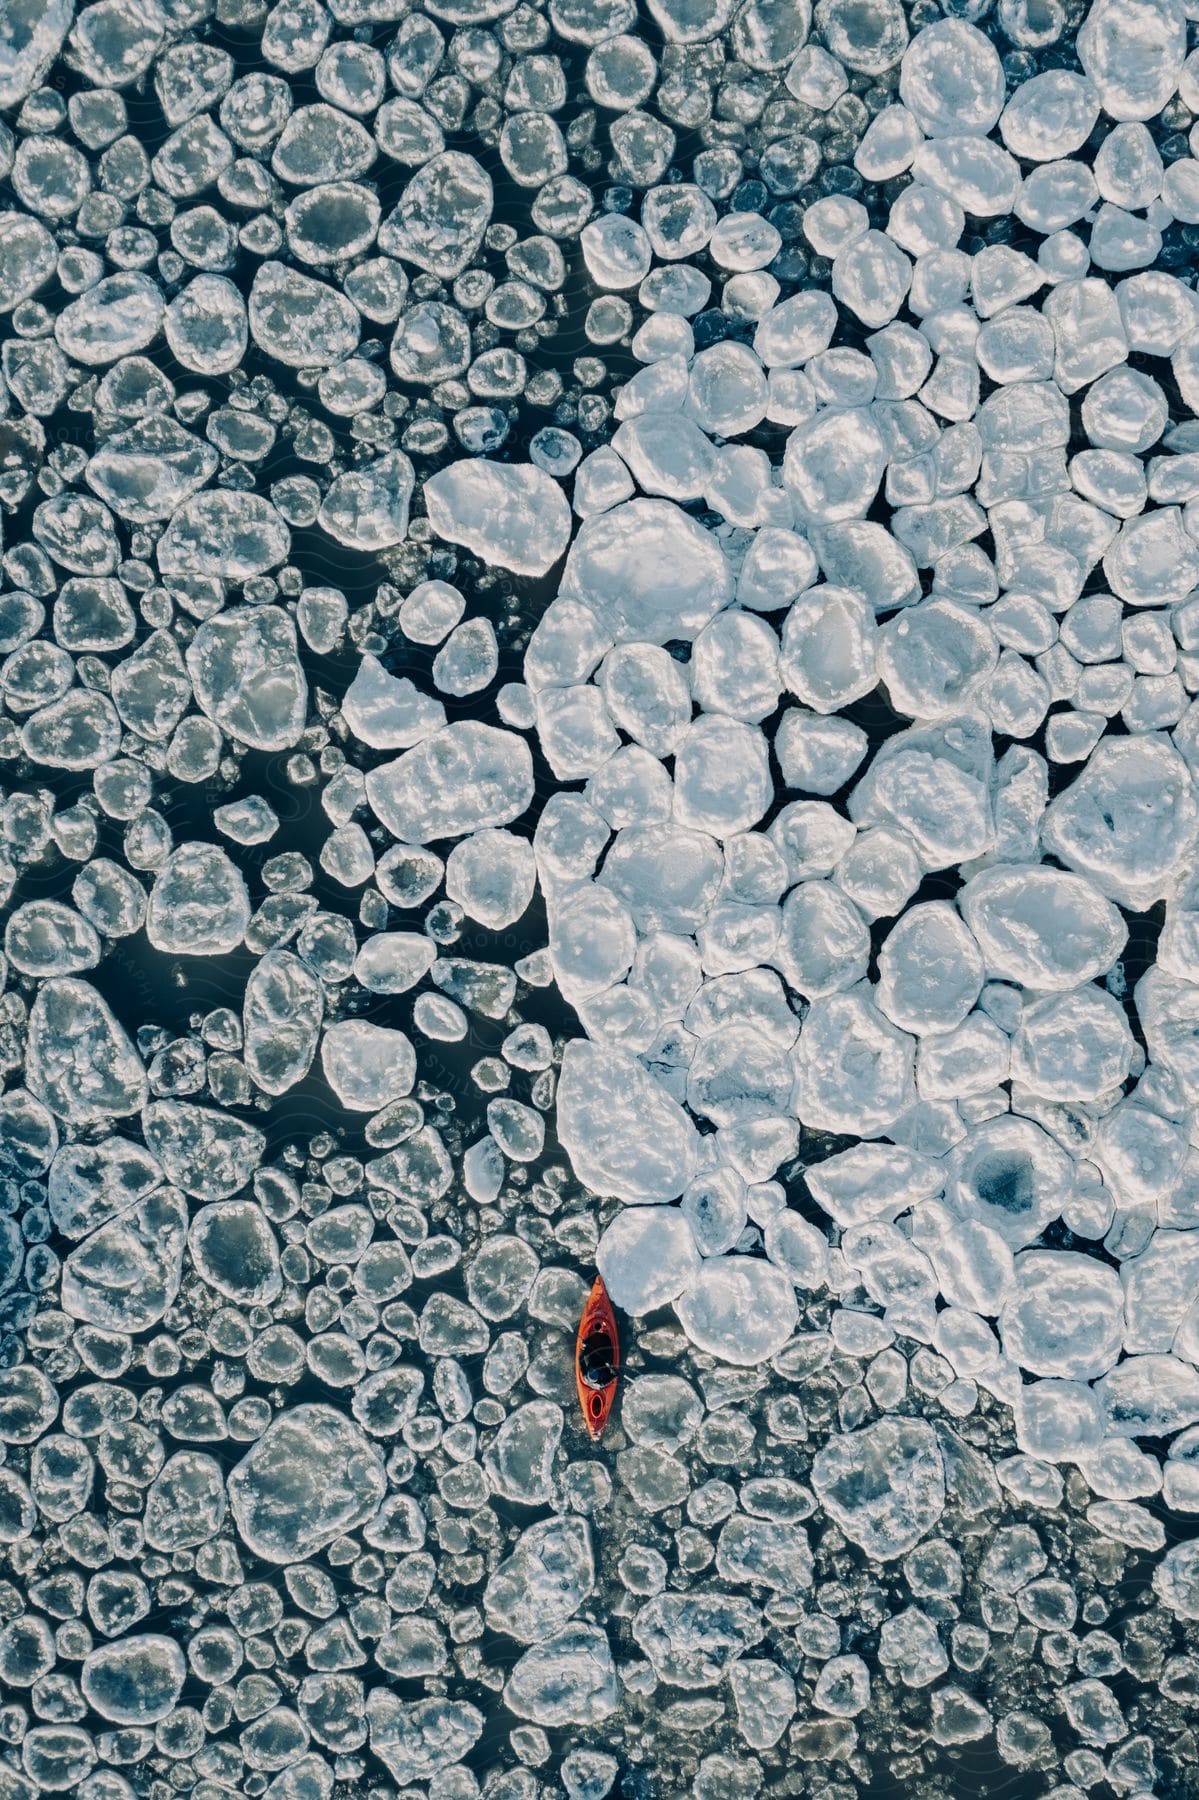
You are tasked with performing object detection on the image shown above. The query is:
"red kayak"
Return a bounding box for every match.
[575,1275,620,1440]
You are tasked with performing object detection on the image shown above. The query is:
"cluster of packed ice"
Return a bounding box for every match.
[449,4,1199,1457]
[6,0,1199,1788]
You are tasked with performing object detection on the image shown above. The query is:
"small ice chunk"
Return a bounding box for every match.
[535,792,612,894]
[0,0,72,108]
[48,1136,162,1241]
[1124,1232,1199,1359]
[730,1661,798,1751]
[354,933,437,994]
[367,1696,483,1789]
[1104,507,1199,605]
[62,1188,186,1332]
[878,601,997,721]
[777,881,870,999]
[675,1257,798,1364]
[321,1022,416,1112]
[446,830,536,928]
[581,213,652,289]
[830,229,912,328]
[917,1013,1010,1099]
[1041,734,1198,910]
[715,1512,812,1596]
[776,712,868,793]
[400,580,465,645]
[378,151,492,277]
[27,978,146,1125]
[764,1208,830,1288]
[249,261,359,366]
[709,210,782,271]
[5,900,100,978]
[686,1024,795,1125]
[1000,1251,1124,1380]
[189,1199,280,1306]
[0,212,56,313]
[455,1242,532,1339]
[317,450,414,551]
[753,291,837,368]
[228,1405,386,1561]
[612,412,714,502]
[1043,277,1129,394]
[144,1102,265,1200]
[690,611,781,723]
[794,990,915,1136]
[81,1637,186,1725]
[557,1039,700,1202]
[856,101,923,180]
[342,654,445,750]
[56,272,165,365]
[899,19,1003,137]
[807,1143,943,1226]
[601,823,725,934]
[737,527,819,614]
[836,824,922,920]
[999,71,1100,162]
[770,800,853,884]
[146,844,250,955]
[243,949,323,1095]
[957,864,1125,991]
[1155,1540,1199,1619]
[877,902,985,1036]
[1078,0,1186,123]
[917,1208,1014,1314]
[366,723,534,844]
[594,645,688,761]
[632,1589,763,1689]
[878,1608,949,1688]
[1010,989,1133,1100]
[574,445,636,518]
[597,1207,702,1314]
[187,605,307,750]
[549,882,636,1002]
[1016,1379,1106,1461]
[213,797,278,846]
[946,1115,1073,1248]
[564,498,733,644]
[1094,1102,1186,1208]
[159,491,289,582]
[812,1418,945,1558]
[484,1400,563,1504]
[484,1517,595,1645]
[784,408,889,523]
[673,715,772,837]
[688,342,768,437]
[505,1625,618,1726]
[817,519,920,612]
[424,460,571,576]
[780,584,878,713]
[297,585,347,654]
[1098,1354,1199,1437]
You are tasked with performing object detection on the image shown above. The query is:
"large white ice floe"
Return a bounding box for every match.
[557,1039,700,1203]
[365,722,535,843]
[424,459,572,575]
